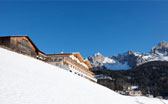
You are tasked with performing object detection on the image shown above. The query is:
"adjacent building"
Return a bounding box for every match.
[116,85,142,96]
[46,53,96,82]
[0,36,96,82]
[125,90,142,96]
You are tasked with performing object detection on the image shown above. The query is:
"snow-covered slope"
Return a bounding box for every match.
[0,48,168,104]
[87,41,168,70]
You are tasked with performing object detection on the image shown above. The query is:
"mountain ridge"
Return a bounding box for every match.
[87,40,168,70]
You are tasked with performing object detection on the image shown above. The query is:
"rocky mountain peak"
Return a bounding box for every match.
[124,50,136,55]
[93,52,103,57]
[151,40,168,55]
[87,52,105,69]
[127,50,134,54]
[158,40,168,48]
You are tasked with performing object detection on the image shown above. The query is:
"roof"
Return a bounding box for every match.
[84,59,92,69]
[47,52,92,68]
[0,35,46,55]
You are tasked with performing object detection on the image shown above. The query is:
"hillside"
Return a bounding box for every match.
[0,47,168,104]
[94,61,168,97]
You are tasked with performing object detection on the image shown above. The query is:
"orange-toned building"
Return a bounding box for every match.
[46,52,97,82]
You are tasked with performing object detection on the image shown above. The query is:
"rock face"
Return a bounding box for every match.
[151,40,168,55]
[87,41,168,70]
[87,53,105,69]
[110,51,140,68]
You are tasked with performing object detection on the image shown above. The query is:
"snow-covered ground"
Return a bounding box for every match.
[0,48,168,104]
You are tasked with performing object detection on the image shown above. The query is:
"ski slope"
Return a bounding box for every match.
[0,48,167,104]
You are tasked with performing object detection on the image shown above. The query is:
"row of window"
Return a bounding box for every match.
[46,57,63,62]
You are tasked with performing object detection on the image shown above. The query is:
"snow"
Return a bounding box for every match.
[155,54,168,61]
[142,55,152,60]
[103,57,115,63]
[134,52,141,56]
[103,57,131,70]
[128,86,139,90]
[141,54,168,63]
[94,52,102,56]
[69,55,88,69]
[0,48,168,104]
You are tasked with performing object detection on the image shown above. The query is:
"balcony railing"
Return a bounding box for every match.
[63,57,94,77]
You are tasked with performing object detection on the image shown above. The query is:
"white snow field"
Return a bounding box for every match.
[0,48,167,104]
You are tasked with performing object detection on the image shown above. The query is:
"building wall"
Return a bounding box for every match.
[37,51,47,60]
[9,37,37,57]
[0,37,10,47]
[125,90,142,96]
[46,55,97,82]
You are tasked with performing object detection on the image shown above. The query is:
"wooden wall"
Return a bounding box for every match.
[0,37,10,47]
[9,37,37,57]
[0,36,39,57]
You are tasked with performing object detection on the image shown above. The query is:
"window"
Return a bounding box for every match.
[54,57,63,61]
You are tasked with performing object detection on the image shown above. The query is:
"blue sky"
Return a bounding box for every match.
[0,1,168,57]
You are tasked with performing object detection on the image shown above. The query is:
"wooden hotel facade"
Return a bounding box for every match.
[46,53,96,81]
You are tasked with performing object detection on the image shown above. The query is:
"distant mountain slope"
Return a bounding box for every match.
[87,41,168,70]
[93,61,168,97]
[0,48,167,104]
